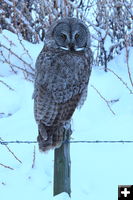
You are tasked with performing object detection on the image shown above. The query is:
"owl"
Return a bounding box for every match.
[33,17,92,151]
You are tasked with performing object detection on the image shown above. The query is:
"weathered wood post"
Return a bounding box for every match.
[53,129,71,197]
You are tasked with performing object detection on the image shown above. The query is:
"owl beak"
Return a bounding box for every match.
[68,43,85,52]
[68,42,75,51]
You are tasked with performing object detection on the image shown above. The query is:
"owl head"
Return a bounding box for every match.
[45,18,91,52]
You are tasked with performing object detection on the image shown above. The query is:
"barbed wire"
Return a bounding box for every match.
[1,140,133,145]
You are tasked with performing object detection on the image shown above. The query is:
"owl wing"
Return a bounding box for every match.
[33,48,59,126]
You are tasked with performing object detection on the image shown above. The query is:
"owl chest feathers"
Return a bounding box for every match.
[35,49,90,103]
[47,52,89,102]
[52,52,86,76]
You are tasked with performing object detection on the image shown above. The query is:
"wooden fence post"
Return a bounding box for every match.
[53,129,71,197]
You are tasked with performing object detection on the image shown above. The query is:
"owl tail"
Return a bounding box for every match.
[37,123,69,152]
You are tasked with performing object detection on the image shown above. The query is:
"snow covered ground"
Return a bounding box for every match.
[0,30,133,200]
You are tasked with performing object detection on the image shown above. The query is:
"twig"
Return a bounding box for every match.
[0,58,34,81]
[125,37,133,87]
[0,137,22,164]
[107,68,133,94]
[0,163,14,170]
[15,30,33,62]
[0,43,34,72]
[91,84,116,115]
[32,145,36,168]
[2,34,16,47]
[5,146,22,164]
[0,80,15,91]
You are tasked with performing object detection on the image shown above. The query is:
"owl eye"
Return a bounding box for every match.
[75,33,80,39]
[61,33,67,40]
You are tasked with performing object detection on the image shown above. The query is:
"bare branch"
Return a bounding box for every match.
[0,137,22,164]
[91,84,116,115]
[0,42,34,72]
[32,145,36,169]
[0,163,14,170]
[107,68,133,94]
[125,36,133,87]
[0,80,15,91]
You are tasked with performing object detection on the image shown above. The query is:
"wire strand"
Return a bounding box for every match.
[1,140,133,145]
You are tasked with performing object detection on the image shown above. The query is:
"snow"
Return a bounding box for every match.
[0,30,133,200]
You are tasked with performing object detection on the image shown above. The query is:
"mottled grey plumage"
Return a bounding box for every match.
[33,17,92,151]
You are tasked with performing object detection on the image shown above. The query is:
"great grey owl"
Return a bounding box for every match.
[33,17,92,151]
